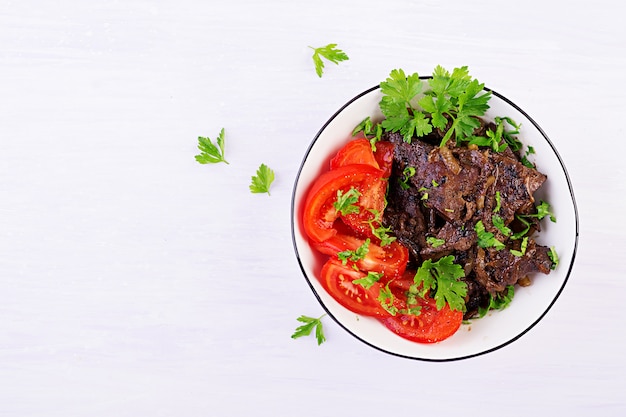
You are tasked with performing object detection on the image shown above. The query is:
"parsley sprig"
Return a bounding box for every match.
[413,255,467,312]
[195,128,229,164]
[249,163,275,195]
[378,66,492,147]
[337,238,370,266]
[333,188,361,215]
[291,314,327,345]
[309,43,349,78]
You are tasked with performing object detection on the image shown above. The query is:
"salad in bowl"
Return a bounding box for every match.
[291,66,578,360]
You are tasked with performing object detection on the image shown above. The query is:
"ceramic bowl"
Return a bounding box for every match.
[291,81,578,361]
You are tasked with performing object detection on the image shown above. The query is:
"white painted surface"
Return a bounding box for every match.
[0,0,623,415]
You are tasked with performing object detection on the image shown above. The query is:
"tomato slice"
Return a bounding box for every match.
[302,164,384,243]
[329,138,380,170]
[378,272,463,343]
[373,140,395,179]
[340,176,388,238]
[319,258,386,317]
[312,233,408,279]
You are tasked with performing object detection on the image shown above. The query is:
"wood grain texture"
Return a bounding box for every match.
[0,0,624,415]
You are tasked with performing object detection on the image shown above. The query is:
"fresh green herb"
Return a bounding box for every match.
[352,271,383,290]
[413,255,467,312]
[469,116,521,152]
[532,200,557,222]
[511,215,532,240]
[195,128,229,164]
[521,145,536,168]
[399,166,416,190]
[475,220,505,250]
[378,283,398,316]
[333,188,361,215]
[548,246,559,269]
[492,213,512,236]
[337,238,370,265]
[418,65,491,147]
[493,191,502,213]
[291,314,327,345]
[426,236,446,248]
[402,283,423,315]
[366,210,396,246]
[379,69,432,143]
[478,285,515,318]
[309,43,349,78]
[352,117,384,150]
[249,163,275,195]
[431,179,439,187]
[510,236,529,257]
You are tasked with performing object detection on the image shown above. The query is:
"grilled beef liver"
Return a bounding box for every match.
[382,130,554,319]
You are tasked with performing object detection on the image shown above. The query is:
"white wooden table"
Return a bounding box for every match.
[1,0,624,415]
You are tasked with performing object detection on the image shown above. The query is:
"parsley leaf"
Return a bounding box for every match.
[366,209,396,247]
[417,65,491,147]
[333,188,361,215]
[195,128,229,164]
[379,69,429,143]
[337,238,370,265]
[291,314,327,345]
[509,236,529,257]
[492,214,512,236]
[475,220,505,250]
[249,163,275,195]
[352,271,383,290]
[399,166,416,190]
[478,285,515,318]
[413,255,467,312]
[426,236,446,248]
[378,283,398,316]
[548,246,559,269]
[309,43,349,78]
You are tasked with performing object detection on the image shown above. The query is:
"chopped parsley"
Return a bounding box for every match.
[509,236,529,257]
[333,188,360,215]
[337,238,370,265]
[426,236,446,248]
[352,271,383,290]
[478,285,515,318]
[475,220,505,250]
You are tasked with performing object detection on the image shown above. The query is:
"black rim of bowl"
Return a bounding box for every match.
[290,81,579,362]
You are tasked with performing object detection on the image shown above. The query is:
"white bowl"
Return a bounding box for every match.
[291,82,579,361]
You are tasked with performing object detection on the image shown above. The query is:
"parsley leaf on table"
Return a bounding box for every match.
[413,255,467,312]
[309,43,349,77]
[249,163,275,195]
[195,128,228,164]
[291,315,327,345]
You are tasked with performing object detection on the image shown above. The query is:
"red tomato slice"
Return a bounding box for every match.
[373,141,395,179]
[378,272,463,343]
[329,138,380,170]
[302,164,384,243]
[312,233,408,279]
[319,258,386,317]
[340,176,388,238]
